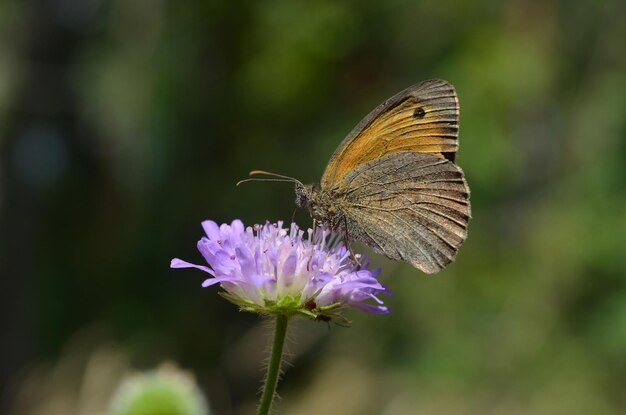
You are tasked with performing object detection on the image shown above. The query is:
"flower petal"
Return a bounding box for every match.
[201,220,220,240]
[236,246,257,276]
[280,252,297,282]
[230,219,244,236]
[201,275,242,287]
[170,258,215,275]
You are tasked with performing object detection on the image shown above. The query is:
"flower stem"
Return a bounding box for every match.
[257,314,289,415]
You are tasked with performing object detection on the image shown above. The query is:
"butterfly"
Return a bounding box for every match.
[240,79,471,274]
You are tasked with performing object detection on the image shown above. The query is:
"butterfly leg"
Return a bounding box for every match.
[343,216,362,267]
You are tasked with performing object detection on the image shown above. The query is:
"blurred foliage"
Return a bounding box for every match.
[1,0,625,414]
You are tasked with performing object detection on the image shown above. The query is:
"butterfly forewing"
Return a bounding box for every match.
[321,79,459,190]
[337,152,470,274]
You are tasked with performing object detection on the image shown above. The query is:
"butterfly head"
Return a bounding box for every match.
[294,182,315,211]
[295,182,340,228]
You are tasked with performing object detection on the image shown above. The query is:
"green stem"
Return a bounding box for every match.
[257,314,289,415]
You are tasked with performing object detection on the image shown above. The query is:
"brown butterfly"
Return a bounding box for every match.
[240,79,470,274]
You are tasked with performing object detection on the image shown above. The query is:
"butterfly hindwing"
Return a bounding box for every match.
[321,79,459,191]
[337,151,470,274]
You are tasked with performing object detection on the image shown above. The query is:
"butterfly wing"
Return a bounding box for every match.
[338,151,470,274]
[321,79,459,190]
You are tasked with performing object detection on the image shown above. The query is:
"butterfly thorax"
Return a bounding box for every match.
[295,183,344,230]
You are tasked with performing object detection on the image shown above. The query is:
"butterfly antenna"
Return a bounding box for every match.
[236,170,304,187]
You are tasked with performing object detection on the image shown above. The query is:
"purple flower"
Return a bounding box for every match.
[171,220,390,319]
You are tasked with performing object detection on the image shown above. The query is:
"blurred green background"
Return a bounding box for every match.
[1,0,625,414]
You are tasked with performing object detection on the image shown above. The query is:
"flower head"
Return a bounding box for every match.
[171,220,390,320]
